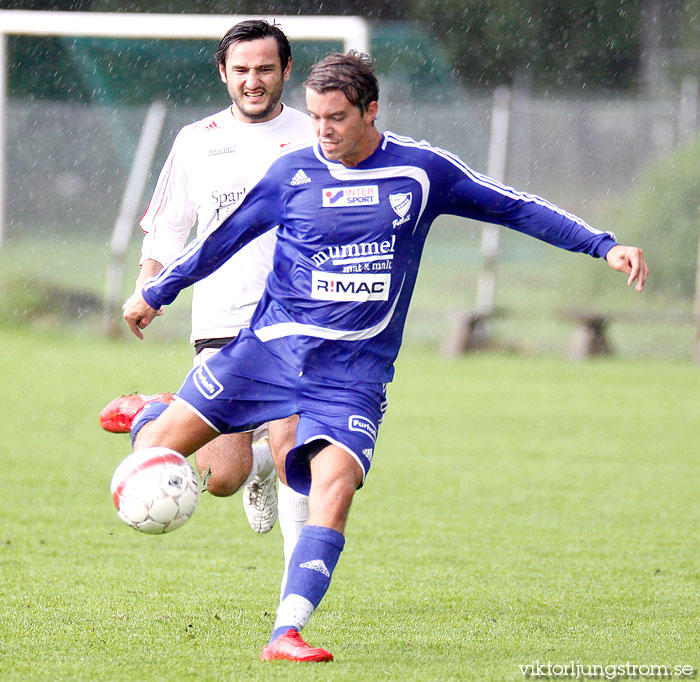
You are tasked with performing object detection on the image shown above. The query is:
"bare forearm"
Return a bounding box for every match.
[135,258,164,291]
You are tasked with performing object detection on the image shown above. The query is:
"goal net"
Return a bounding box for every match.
[0,10,369,334]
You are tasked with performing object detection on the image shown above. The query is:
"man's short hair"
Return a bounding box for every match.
[215,19,292,70]
[304,51,379,113]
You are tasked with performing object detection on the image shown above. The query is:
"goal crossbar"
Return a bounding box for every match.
[0,9,369,45]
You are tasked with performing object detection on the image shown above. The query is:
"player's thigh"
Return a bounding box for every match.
[195,431,254,497]
[268,415,299,484]
[178,330,298,433]
[136,401,218,456]
[285,380,385,495]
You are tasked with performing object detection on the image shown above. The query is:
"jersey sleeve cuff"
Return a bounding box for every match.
[595,235,618,259]
[142,286,162,310]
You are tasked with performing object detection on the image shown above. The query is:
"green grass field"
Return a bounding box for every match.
[1,325,699,681]
[1,227,696,360]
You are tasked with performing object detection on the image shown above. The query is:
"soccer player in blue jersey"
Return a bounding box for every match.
[122,51,647,662]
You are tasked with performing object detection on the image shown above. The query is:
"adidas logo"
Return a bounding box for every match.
[204,121,220,131]
[291,169,311,186]
[299,559,330,577]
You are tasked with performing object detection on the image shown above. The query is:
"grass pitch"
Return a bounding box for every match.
[1,326,699,681]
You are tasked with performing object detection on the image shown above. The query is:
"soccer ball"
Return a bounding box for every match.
[111,448,199,534]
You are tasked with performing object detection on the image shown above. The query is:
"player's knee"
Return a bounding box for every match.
[204,473,240,497]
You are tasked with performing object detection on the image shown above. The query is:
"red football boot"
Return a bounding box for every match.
[260,629,333,663]
[99,393,174,433]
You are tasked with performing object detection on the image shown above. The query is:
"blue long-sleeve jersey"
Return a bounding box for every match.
[143,132,617,383]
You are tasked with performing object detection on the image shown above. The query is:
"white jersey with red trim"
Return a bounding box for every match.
[140,104,314,342]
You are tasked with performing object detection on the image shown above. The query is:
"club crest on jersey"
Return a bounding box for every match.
[193,363,223,400]
[390,192,412,218]
[311,272,390,301]
[322,185,379,207]
[349,415,378,443]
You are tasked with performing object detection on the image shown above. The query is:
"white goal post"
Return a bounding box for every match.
[0,9,370,246]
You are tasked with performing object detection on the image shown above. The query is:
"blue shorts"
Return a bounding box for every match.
[176,328,387,495]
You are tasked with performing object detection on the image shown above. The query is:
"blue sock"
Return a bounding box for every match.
[270,525,345,643]
[130,400,170,448]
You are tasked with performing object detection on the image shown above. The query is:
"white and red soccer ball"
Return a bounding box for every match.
[111,448,199,534]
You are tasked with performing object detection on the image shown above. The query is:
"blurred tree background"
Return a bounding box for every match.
[2,0,699,95]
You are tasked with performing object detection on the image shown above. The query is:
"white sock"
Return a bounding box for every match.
[278,482,309,598]
[244,439,274,486]
[273,594,314,634]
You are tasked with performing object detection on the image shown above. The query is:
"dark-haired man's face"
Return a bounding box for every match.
[219,37,291,122]
[306,88,380,167]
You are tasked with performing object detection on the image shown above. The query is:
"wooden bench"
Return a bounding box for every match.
[557,310,612,359]
[442,308,505,356]
[557,308,692,359]
[443,307,692,359]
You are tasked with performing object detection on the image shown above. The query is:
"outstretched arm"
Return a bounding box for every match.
[605,244,648,292]
[429,153,648,291]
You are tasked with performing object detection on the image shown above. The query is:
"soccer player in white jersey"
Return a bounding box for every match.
[101,21,313,562]
[121,52,648,662]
